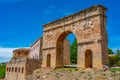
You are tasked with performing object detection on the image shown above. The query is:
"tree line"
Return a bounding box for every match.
[0,63,6,79]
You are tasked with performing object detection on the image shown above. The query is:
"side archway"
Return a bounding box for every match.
[46,54,51,67]
[85,49,93,69]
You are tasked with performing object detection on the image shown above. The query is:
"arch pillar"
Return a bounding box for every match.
[77,41,104,69]
[77,45,85,69]
[41,48,57,69]
[92,43,103,69]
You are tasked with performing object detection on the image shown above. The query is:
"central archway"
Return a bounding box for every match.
[56,31,77,68]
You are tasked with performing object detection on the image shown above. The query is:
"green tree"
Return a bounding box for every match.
[109,55,119,66]
[108,48,114,54]
[0,64,6,78]
[70,39,78,64]
[116,49,120,56]
[116,49,120,66]
[109,49,120,67]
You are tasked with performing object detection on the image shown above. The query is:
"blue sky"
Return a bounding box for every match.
[0,0,120,63]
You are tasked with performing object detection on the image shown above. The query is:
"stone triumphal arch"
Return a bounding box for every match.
[41,5,109,69]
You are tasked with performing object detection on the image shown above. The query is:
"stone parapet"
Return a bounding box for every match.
[7,58,27,64]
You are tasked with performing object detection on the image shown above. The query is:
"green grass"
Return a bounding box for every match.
[109,68,120,73]
[52,67,78,72]
[0,64,6,78]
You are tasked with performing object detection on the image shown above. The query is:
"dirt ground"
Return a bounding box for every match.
[26,68,120,80]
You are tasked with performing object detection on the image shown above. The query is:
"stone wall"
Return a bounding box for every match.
[5,58,42,80]
[6,59,26,80]
[63,40,70,65]
[30,37,43,59]
[26,58,41,75]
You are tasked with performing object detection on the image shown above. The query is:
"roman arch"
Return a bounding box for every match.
[41,5,109,69]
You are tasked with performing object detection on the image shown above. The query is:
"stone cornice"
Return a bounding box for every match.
[42,47,56,51]
[44,14,106,32]
[42,46,65,51]
[77,36,104,46]
[78,41,93,46]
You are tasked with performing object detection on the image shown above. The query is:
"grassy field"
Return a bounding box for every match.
[109,68,120,73]
[0,64,6,79]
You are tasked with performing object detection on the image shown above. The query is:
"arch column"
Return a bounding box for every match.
[92,43,103,69]
[77,42,103,69]
[77,45,85,69]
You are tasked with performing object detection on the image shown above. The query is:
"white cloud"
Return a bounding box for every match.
[0,47,29,63]
[0,47,16,58]
[0,47,16,63]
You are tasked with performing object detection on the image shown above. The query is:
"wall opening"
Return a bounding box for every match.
[15,67,17,72]
[7,67,8,72]
[85,49,93,69]
[46,54,51,67]
[22,67,24,73]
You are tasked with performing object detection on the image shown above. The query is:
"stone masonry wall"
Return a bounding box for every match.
[6,59,26,80]
[5,58,42,80]
[30,38,43,59]
[26,58,42,75]
[63,40,70,65]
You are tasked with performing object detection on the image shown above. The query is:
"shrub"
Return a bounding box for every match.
[109,56,118,66]
[0,64,6,78]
